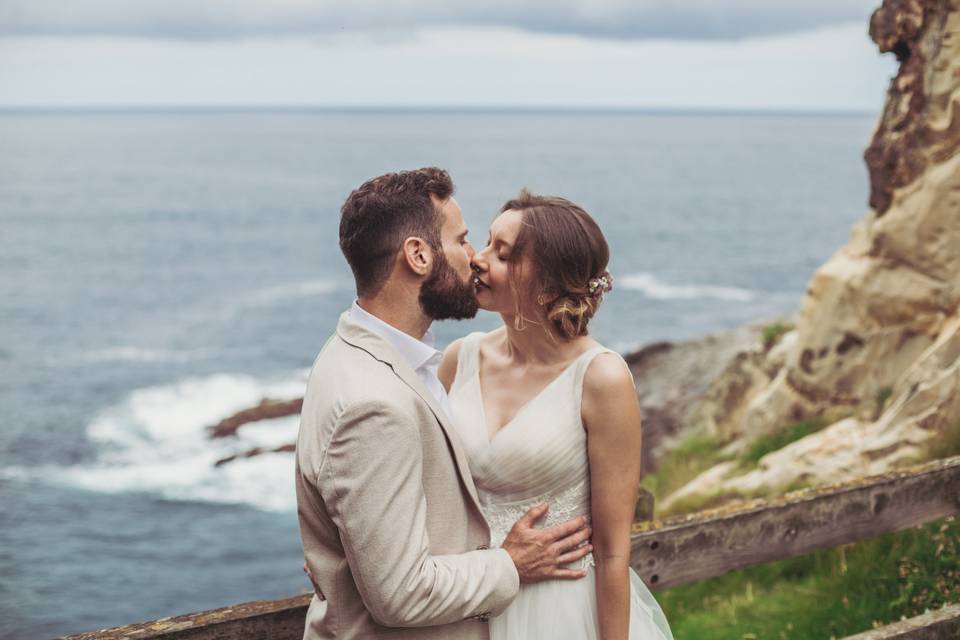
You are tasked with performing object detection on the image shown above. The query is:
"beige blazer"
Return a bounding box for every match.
[296,312,519,639]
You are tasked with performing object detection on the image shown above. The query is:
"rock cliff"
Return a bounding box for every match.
[661,0,960,512]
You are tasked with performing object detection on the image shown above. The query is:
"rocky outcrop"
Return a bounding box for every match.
[207,398,302,438]
[663,0,960,510]
[625,317,794,472]
[865,0,960,215]
[214,443,296,467]
[206,398,301,467]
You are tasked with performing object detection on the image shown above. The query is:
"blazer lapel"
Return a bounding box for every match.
[335,312,485,514]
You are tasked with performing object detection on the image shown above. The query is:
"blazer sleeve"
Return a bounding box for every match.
[316,400,519,627]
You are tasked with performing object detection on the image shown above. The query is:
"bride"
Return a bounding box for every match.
[439,191,674,640]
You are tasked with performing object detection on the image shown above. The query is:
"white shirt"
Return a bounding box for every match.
[349,301,453,417]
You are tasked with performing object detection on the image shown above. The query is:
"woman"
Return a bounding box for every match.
[439,191,674,640]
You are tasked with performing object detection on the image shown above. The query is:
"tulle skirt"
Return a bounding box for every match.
[491,566,674,639]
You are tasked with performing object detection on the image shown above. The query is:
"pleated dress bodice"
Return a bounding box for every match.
[448,332,610,555]
[448,331,676,640]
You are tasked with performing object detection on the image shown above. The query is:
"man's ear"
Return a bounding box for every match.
[400,236,433,276]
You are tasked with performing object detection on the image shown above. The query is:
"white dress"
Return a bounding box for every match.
[449,332,674,640]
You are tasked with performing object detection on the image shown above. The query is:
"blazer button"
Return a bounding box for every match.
[474,612,490,623]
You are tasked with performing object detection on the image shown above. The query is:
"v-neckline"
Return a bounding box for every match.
[475,343,598,445]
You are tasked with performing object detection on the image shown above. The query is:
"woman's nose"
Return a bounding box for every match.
[471,250,488,272]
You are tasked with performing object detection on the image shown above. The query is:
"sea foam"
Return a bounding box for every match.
[619,272,755,301]
[58,371,309,512]
[238,280,339,309]
[77,347,209,364]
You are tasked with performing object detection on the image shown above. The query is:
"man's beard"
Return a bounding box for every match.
[418,250,479,321]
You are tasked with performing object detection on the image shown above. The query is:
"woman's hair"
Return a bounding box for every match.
[499,190,610,340]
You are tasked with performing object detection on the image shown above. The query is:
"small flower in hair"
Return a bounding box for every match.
[588,271,613,298]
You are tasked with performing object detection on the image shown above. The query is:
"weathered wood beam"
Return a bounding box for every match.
[60,594,310,640]
[838,603,960,639]
[630,455,960,589]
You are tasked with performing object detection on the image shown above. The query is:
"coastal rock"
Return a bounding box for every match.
[206,398,301,466]
[207,398,302,438]
[663,0,960,511]
[688,340,779,444]
[865,0,960,215]
[625,319,789,473]
[214,443,296,467]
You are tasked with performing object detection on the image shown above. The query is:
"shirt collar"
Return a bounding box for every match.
[349,301,441,372]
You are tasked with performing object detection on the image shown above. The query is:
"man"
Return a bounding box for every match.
[296,168,592,639]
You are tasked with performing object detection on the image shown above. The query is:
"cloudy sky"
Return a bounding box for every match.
[0,0,896,110]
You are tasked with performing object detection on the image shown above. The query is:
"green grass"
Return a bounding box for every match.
[893,419,960,470]
[641,409,960,637]
[739,418,831,470]
[658,488,749,518]
[641,422,827,518]
[920,419,960,461]
[762,323,795,350]
[640,429,736,511]
[656,515,960,640]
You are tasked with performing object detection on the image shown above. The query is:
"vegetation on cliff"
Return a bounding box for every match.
[659,515,960,639]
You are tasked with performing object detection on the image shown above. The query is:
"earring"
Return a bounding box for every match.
[536,294,547,306]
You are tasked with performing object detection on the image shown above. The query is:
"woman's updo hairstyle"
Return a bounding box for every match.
[500,190,610,341]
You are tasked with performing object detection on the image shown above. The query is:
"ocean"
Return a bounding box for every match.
[0,109,877,637]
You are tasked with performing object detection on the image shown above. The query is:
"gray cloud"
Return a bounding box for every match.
[0,1,880,41]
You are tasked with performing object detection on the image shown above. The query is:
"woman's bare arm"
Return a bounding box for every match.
[582,352,643,640]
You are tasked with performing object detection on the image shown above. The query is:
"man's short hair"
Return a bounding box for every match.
[339,167,454,297]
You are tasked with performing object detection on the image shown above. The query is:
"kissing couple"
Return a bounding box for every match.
[296,167,674,639]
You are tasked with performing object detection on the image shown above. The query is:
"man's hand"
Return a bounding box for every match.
[500,504,592,583]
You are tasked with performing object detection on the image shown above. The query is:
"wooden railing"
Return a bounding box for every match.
[629,455,960,589]
[62,455,960,639]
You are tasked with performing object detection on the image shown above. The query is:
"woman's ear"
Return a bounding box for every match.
[401,236,433,276]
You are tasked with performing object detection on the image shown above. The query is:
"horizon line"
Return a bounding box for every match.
[0,104,877,117]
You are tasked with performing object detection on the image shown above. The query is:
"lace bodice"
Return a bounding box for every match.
[448,333,616,567]
[478,478,593,554]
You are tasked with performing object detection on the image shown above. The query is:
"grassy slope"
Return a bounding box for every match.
[642,419,960,637]
[657,515,960,639]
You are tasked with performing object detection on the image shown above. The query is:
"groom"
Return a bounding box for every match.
[296,168,592,639]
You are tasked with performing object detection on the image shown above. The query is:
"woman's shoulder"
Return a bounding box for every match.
[438,328,502,389]
[580,347,639,434]
[581,346,634,402]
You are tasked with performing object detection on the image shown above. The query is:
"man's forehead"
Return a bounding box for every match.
[441,196,466,231]
[442,195,462,215]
